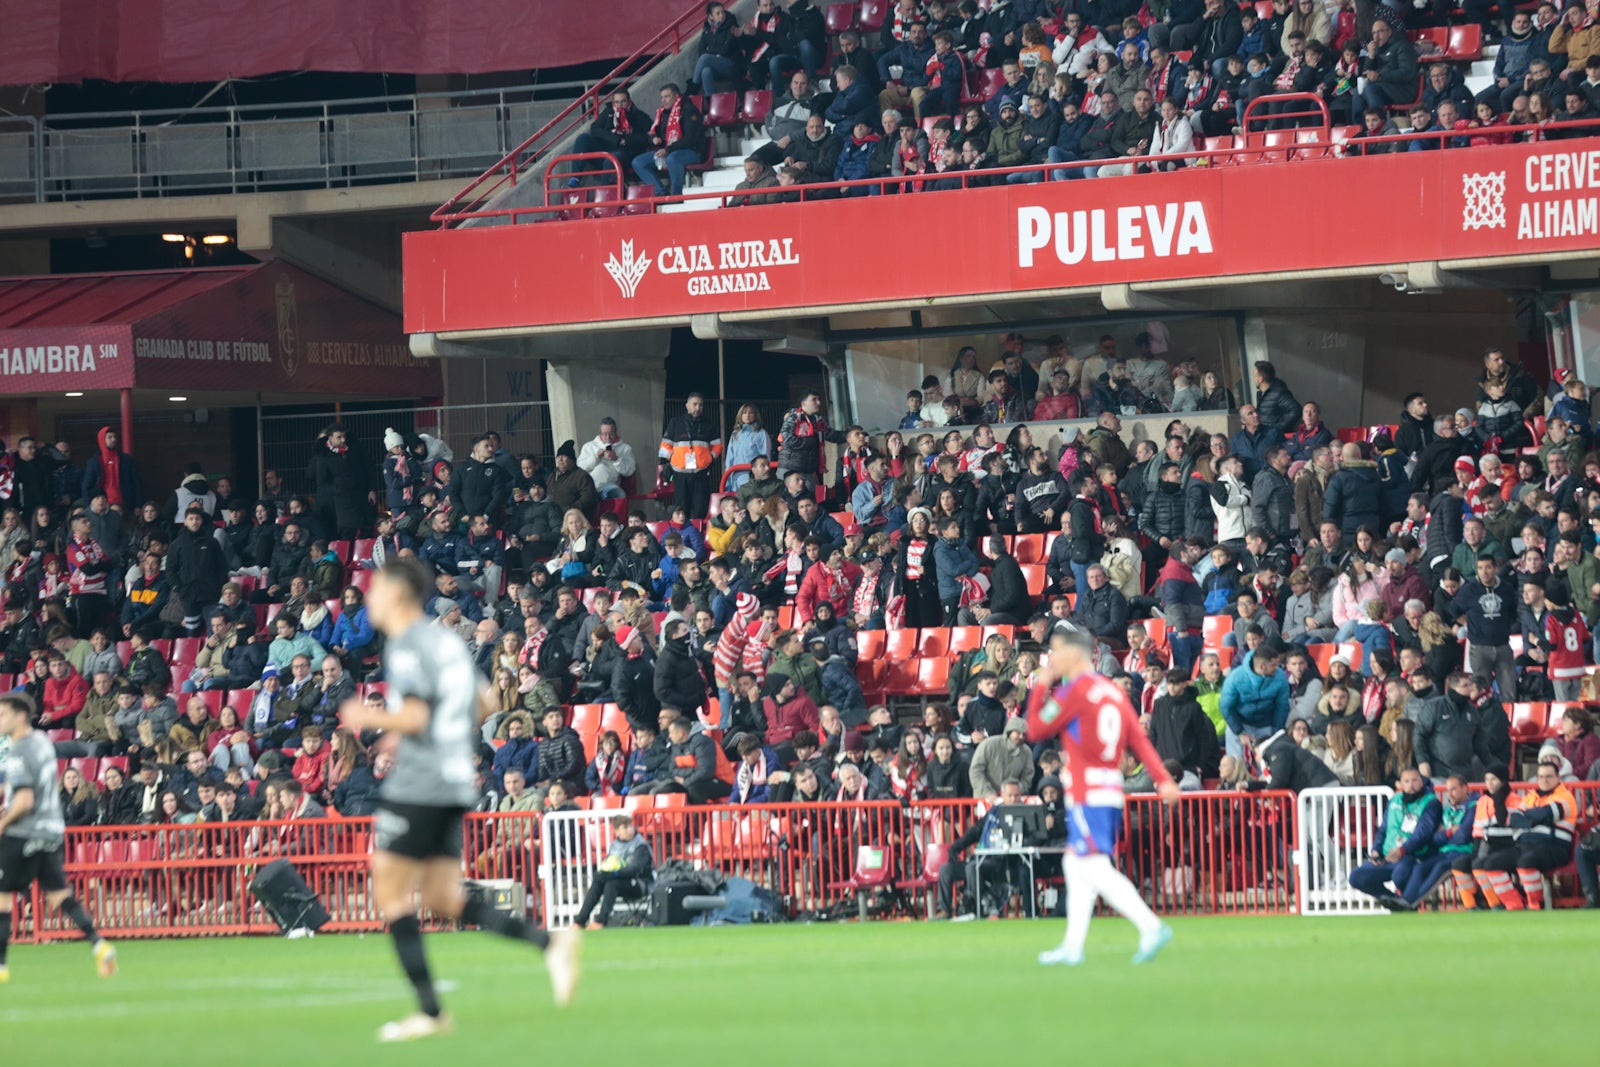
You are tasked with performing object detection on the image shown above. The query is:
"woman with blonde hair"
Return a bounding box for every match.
[493,667,521,713]
[497,630,523,676]
[724,403,771,493]
[554,508,595,581]
[60,766,100,826]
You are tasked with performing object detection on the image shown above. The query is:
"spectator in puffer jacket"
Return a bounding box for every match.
[535,707,586,798]
[1252,360,1301,437]
[1219,646,1289,757]
[1322,442,1383,537]
[1411,670,1483,782]
[814,638,867,726]
[933,517,980,625]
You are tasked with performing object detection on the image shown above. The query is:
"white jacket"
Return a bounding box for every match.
[1210,473,1251,543]
[1152,116,1194,161]
[577,436,637,492]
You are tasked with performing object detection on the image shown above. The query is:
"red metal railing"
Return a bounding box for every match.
[443,109,1600,226]
[430,0,711,225]
[8,783,1588,941]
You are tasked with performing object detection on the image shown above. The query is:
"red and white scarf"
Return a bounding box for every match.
[852,570,881,618]
[519,627,549,670]
[67,537,108,596]
[735,750,772,800]
[657,99,684,145]
[612,107,632,136]
[904,538,928,581]
[1076,493,1103,536]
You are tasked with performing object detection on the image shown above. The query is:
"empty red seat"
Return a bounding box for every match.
[1020,564,1046,597]
[912,657,949,695]
[1445,23,1482,61]
[704,91,739,127]
[948,626,983,657]
[857,630,886,660]
[328,539,352,564]
[739,89,772,127]
[825,1,856,33]
[885,629,919,660]
[588,185,622,218]
[916,628,949,659]
[857,0,887,30]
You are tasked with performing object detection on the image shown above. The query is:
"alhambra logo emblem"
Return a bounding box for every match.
[604,240,652,299]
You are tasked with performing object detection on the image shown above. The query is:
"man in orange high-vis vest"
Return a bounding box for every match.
[658,393,722,521]
[1474,762,1577,910]
[1459,771,1519,909]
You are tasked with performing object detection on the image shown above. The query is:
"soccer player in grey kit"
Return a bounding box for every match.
[340,557,580,1042]
[0,691,118,982]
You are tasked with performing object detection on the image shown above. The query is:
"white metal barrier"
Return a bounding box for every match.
[1295,786,1394,917]
[538,809,621,931]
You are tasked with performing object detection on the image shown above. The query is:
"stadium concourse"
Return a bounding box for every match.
[0,332,1598,946]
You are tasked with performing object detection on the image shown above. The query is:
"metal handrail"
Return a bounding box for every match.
[0,80,597,204]
[442,110,1600,225]
[430,0,713,224]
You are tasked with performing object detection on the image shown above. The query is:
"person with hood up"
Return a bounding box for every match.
[814,635,867,726]
[968,717,1035,798]
[80,426,143,511]
[763,672,821,745]
[1219,645,1289,757]
[651,619,707,719]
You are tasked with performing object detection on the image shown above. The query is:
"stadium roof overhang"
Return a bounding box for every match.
[403,140,1600,347]
[0,263,441,400]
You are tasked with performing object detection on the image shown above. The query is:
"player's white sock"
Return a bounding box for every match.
[1060,851,1098,958]
[1084,853,1162,939]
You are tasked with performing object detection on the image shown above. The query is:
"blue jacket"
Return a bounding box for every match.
[420,530,464,575]
[1322,460,1384,537]
[834,135,878,182]
[709,572,752,630]
[1229,426,1284,481]
[821,655,867,719]
[455,532,506,571]
[1351,620,1394,676]
[1218,651,1290,735]
[933,536,979,600]
[877,40,935,88]
[329,605,374,654]
[825,81,877,131]
[665,521,706,560]
[1053,113,1095,157]
[492,736,540,783]
[808,511,846,555]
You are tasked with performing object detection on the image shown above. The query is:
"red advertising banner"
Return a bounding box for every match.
[0,263,441,397]
[0,0,690,83]
[403,142,1598,336]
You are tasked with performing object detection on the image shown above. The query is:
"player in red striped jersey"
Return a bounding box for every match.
[1542,581,1589,702]
[1025,626,1180,967]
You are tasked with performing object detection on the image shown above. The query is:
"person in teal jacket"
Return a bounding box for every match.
[1218,646,1289,758]
[1348,769,1464,910]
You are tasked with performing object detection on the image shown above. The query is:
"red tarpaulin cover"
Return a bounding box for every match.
[1,0,689,83]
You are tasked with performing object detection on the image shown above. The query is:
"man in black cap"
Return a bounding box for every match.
[546,440,598,520]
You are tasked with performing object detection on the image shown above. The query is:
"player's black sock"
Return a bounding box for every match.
[0,911,10,966]
[57,896,101,942]
[389,914,441,1018]
[460,896,550,951]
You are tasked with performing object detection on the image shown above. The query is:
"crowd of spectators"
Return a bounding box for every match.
[599,0,1600,204]
[7,320,1599,910]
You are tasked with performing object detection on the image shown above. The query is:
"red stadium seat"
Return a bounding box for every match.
[1203,615,1232,648]
[1019,564,1046,597]
[349,569,373,594]
[587,185,622,218]
[912,657,949,695]
[896,841,950,917]
[600,704,632,751]
[624,183,656,215]
[883,659,918,694]
[1445,23,1482,61]
[826,844,895,920]
[1509,702,1547,741]
[948,626,983,656]
[826,2,857,33]
[857,630,886,660]
[885,628,919,661]
[1012,534,1046,564]
[917,628,949,659]
[857,0,887,31]
[704,92,740,128]
[738,90,773,127]
[328,539,352,564]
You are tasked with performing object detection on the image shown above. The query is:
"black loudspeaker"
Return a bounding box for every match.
[249,858,331,934]
[650,881,701,926]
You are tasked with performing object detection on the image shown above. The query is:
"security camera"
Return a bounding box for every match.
[1378,272,1408,292]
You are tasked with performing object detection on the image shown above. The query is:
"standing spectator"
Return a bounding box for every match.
[1293,446,1335,549]
[308,423,369,539]
[80,426,142,512]
[1251,361,1301,438]
[1251,446,1295,544]
[1450,555,1517,699]
[64,513,112,637]
[458,435,512,523]
[1410,417,1470,497]
[1323,442,1382,538]
[777,392,847,489]
[659,394,723,520]
[167,505,227,637]
[11,437,59,515]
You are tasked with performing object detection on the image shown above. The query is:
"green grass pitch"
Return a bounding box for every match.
[1,914,1592,1063]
